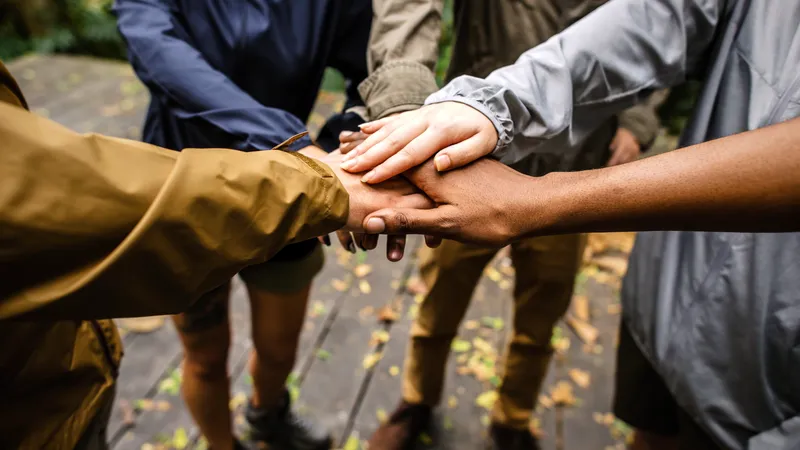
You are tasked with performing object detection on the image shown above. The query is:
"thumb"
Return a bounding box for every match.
[363,207,454,236]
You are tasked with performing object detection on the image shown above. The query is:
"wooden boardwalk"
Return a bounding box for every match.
[7,54,633,450]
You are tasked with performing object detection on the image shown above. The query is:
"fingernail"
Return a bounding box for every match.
[390,249,403,261]
[361,170,375,183]
[347,241,356,253]
[340,131,353,138]
[434,154,451,171]
[358,123,369,129]
[340,159,357,170]
[365,217,385,233]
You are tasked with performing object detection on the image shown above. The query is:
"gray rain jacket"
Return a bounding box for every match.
[427,0,800,448]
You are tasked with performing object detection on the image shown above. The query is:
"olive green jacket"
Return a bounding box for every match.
[0,60,348,450]
[360,0,662,174]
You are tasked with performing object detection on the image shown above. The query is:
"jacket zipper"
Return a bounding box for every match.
[89,320,119,378]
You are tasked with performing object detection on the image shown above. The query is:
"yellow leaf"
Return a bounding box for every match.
[484,267,502,282]
[173,428,188,450]
[566,316,599,346]
[464,320,480,330]
[343,435,361,450]
[135,399,155,411]
[309,301,327,318]
[475,390,498,411]
[472,337,495,355]
[448,396,458,409]
[378,304,399,323]
[141,444,156,450]
[569,369,591,389]
[354,264,373,278]
[405,276,428,295]
[362,352,383,370]
[406,304,419,320]
[376,408,388,423]
[414,293,425,304]
[607,303,622,315]
[529,417,543,438]
[370,330,391,346]
[155,400,171,412]
[451,339,472,353]
[551,381,576,406]
[230,392,247,410]
[359,280,372,294]
[389,365,400,377]
[498,279,512,291]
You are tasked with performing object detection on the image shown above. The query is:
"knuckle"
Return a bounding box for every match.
[392,211,412,232]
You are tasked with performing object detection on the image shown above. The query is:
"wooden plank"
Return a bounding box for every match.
[348,249,513,450]
[112,279,250,450]
[556,274,625,450]
[288,237,418,447]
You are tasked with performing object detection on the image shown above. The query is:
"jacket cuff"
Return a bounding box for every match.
[359,61,439,120]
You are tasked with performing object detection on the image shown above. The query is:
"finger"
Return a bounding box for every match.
[339,130,367,143]
[358,114,402,134]
[318,235,331,246]
[339,140,364,155]
[607,148,623,167]
[396,192,436,210]
[431,133,494,172]
[337,231,356,253]
[424,235,443,248]
[361,233,379,250]
[363,206,455,236]
[348,121,430,179]
[341,117,406,165]
[386,235,406,261]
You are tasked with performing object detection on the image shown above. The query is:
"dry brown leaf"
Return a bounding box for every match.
[566,316,599,346]
[572,295,590,322]
[377,304,399,323]
[354,264,373,278]
[118,399,136,427]
[538,395,554,409]
[229,392,247,410]
[448,396,459,409]
[475,391,498,410]
[456,366,472,376]
[331,278,349,292]
[405,276,428,295]
[464,320,480,330]
[569,369,591,389]
[592,255,629,277]
[550,381,576,406]
[607,303,622,315]
[552,335,571,354]
[118,316,165,334]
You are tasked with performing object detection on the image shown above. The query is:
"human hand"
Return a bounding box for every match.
[339,102,498,184]
[314,151,434,260]
[361,157,542,247]
[607,128,641,167]
[338,113,402,155]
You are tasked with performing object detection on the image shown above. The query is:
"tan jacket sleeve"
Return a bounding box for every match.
[359,0,444,119]
[0,102,348,320]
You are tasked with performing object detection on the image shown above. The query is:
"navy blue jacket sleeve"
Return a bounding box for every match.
[114,0,312,151]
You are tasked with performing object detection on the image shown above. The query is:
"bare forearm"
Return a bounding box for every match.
[531,117,800,236]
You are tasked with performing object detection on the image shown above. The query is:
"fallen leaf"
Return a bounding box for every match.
[573,295,590,322]
[592,255,629,277]
[464,320,480,330]
[566,316,599,346]
[475,390,498,411]
[359,306,375,319]
[451,339,472,353]
[448,396,458,409]
[135,398,154,411]
[530,417,544,439]
[489,375,502,387]
[456,366,471,376]
[481,316,505,331]
[607,303,622,315]
[336,248,353,266]
[390,279,401,289]
[538,395,554,409]
[173,428,189,449]
[472,337,495,355]
[389,365,400,377]
[456,354,468,364]
[140,444,155,450]
[370,330,391,346]
[406,304,419,320]
[118,316,166,334]
[378,304,399,323]
[362,352,383,370]
[230,392,247,410]
[443,415,454,430]
[569,369,591,389]
[419,433,433,445]
[498,279,512,291]
[414,293,425,304]
[359,280,372,294]
[118,399,136,426]
[376,408,388,423]
[406,276,428,295]
[343,435,361,450]
[309,301,327,318]
[331,278,349,292]
[354,264,373,278]
[316,349,332,361]
[288,385,300,403]
[551,381,576,406]
[484,267,502,282]
[480,414,491,427]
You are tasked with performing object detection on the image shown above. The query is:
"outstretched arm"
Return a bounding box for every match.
[364,117,800,245]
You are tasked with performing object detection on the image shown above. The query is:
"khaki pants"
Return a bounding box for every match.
[402,235,585,428]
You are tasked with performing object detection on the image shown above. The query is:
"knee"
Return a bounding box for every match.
[252,335,299,368]
[182,348,229,382]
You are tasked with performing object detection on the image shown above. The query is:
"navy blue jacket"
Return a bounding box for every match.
[114,0,370,152]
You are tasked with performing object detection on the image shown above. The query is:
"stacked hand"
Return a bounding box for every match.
[299,146,433,261]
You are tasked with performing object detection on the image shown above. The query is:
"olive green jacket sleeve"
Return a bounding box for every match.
[0,97,348,321]
[359,0,444,119]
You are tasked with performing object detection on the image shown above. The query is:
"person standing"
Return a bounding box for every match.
[344,1,661,449]
[114,1,372,448]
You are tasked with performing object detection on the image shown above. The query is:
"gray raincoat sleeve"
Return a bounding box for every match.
[425,0,722,165]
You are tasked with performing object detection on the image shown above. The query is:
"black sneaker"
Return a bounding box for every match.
[245,390,332,450]
[488,423,541,450]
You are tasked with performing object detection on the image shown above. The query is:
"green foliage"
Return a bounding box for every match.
[658,80,701,136]
[434,0,454,86]
[0,0,126,61]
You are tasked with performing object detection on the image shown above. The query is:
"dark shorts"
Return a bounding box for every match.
[613,322,723,450]
[238,238,324,293]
